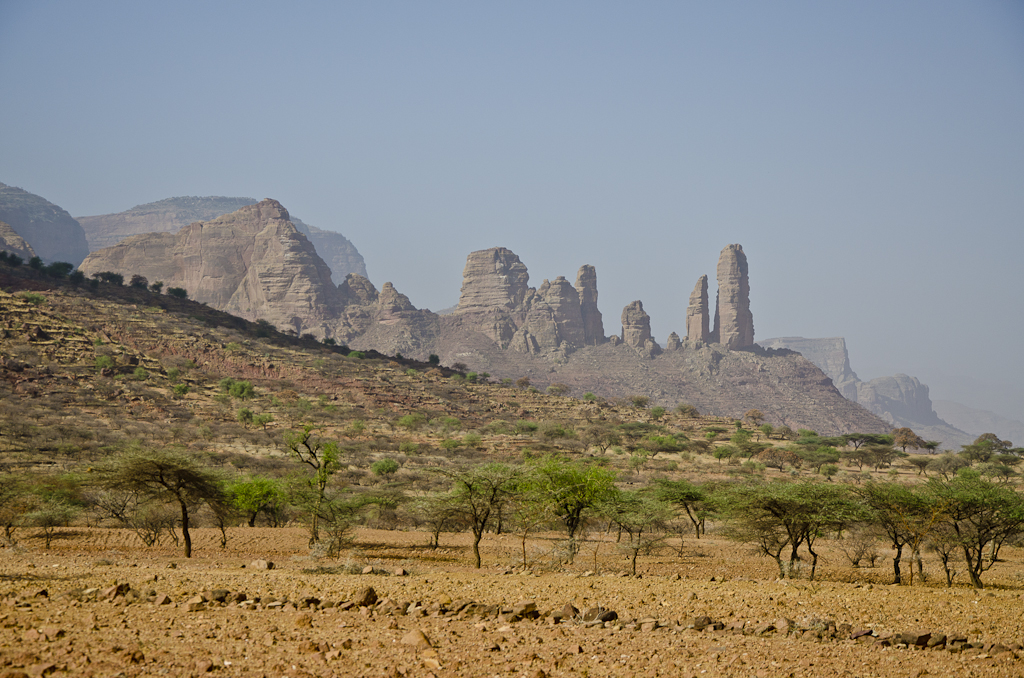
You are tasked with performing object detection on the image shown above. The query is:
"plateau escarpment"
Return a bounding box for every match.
[79,200,887,434]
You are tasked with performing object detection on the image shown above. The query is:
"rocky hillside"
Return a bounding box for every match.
[77,195,367,281]
[758,336,973,447]
[75,200,889,434]
[0,182,90,265]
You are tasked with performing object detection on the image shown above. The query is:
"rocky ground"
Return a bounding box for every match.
[3,527,1024,678]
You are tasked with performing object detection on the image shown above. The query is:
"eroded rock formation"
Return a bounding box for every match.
[76,195,367,281]
[575,265,604,345]
[711,244,754,349]
[0,220,36,260]
[80,199,348,336]
[0,182,90,265]
[686,275,710,344]
[621,301,652,349]
[455,247,599,355]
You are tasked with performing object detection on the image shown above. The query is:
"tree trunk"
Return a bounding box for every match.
[472,528,483,569]
[180,499,191,558]
[963,545,984,589]
[892,543,903,585]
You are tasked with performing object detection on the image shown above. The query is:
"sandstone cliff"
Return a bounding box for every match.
[685,274,710,344]
[710,244,754,349]
[76,195,368,281]
[79,199,349,337]
[0,182,90,265]
[758,336,860,400]
[0,220,36,260]
[453,248,601,356]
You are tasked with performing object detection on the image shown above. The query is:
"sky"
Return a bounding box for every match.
[2,1,1023,422]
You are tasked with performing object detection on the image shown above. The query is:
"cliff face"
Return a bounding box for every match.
[79,199,349,336]
[454,247,601,356]
[758,336,973,446]
[0,220,36,260]
[0,182,90,266]
[710,244,754,349]
[76,195,368,282]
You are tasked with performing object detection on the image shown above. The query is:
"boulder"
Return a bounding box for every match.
[665,332,682,350]
[711,244,754,349]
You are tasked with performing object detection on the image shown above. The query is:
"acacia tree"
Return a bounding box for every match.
[228,476,286,527]
[527,456,617,562]
[655,478,710,539]
[93,450,225,558]
[285,425,340,546]
[721,480,863,580]
[892,428,926,453]
[443,463,523,568]
[858,482,945,585]
[926,469,1024,588]
[599,489,673,575]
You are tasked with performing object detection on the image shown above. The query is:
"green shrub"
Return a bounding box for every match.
[95,355,114,371]
[17,291,46,305]
[370,458,400,477]
[132,366,148,381]
[172,384,190,398]
[583,392,596,401]
[166,287,188,299]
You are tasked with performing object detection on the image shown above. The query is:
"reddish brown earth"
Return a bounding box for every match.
[3,527,1024,678]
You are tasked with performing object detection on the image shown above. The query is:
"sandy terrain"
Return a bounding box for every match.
[2,526,1024,677]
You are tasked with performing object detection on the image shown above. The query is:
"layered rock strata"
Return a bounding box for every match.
[0,220,36,260]
[455,248,601,355]
[80,199,348,336]
[76,195,367,281]
[711,244,754,349]
[574,265,604,345]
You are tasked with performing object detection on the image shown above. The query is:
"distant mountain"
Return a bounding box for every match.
[932,400,1024,447]
[758,336,974,448]
[0,182,90,265]
[77,195,367,282]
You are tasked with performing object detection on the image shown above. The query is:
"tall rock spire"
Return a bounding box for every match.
[621,300,652,349]
[575,264,604,345]
[711,244,754,349]
[685,274,710,344]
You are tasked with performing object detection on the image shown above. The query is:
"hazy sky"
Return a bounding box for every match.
[2,1,1023,420]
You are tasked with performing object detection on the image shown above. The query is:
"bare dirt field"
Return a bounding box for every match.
[3,526,1024,678]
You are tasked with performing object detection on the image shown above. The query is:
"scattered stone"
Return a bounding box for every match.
[401,629,432,649]
[352,587,378,608]
[361,566,374,575]
[250,559,274,570]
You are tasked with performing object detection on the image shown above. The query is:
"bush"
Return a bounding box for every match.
[219,378,255,400]
[370,458,400,477]
[17,292,45,305]
[129,274,149,289]
[95,355,114,371]
[132,367,148,381]
[166,287,188,299]
[629,395,650,408]
[583,392,597,401]
[546,383,570,396]
[28,256,43,270]
[94,271,124,286]
[428,354,440,366]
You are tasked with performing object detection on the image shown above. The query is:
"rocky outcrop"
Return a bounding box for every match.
[454,247,596,356]
[711,244,754,349]
[575,265,604,345]
[79,199,348,336]
[758,337,859,400]
[757,336,973,446]
[855,374,942,428]
[0,182,90,265]
[685,275,710,344]
[0,220,36,260]
[621,301,652,349]
[76,195,368,281]
[665,332,682,351]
